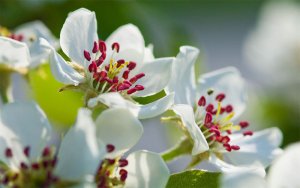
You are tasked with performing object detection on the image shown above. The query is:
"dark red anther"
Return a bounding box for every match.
[123,80,132,86]
[113,76,119,84]
[92,41,99,53]
[88,61,98,73]
[129,76,137,84]
[120,169,128,181]
[226,130,232,134]
[209,128,221,136]
[122,70,130,79]
[198,96,206,106]
[23,146,30,157]
[106,144,115,153]
[20,162,28,170]
[119,159,129,167]
[216,93,226,102]
[107,159,116,165]
[42,147,51,157]
[206,104,214,113]
[220,107,226,114]
[127,61,136,70]
[112,42,120,52]
[243,131,253,136]
[127,88,137,95]
[2,175,9,185]
[221,136,230,144]
[135,85,144,91]
[105,65,110,71]
[239,121,249,128]
[231,145,240,150]
[100,51,106,60]
[119,169,128,176]
[117,83,130,91]
[99,40,106,52]
[223,143,232,152]
[84,50,91,61]
[5,148,13,158]
[225,105,233,113]
[104,78,113,84]
[31,163,40,170]
[11,173,19,181]
[51,157,58,167]
[97,57,104,66]
[135,73,145,79]
[117,59,125,68]
[43,160,49,168]
[204,113,213,124]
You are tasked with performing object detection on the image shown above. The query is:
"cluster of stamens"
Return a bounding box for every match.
[83,40,145,96]
[196,90,253,152]
[95,144,129,188]
[0,26,24,42]
[0,146,59,187]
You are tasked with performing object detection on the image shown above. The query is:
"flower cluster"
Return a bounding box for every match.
[0,6,293,188]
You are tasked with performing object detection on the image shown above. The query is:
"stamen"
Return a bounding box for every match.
[88,61,97,73]
[127,62,136,70]
[99,40,106,52]
[122,70,130,79]
[216,93,226,102]
[42,147,51,157]
[243,131,253,136]
[204,113,213,124]
[92,41,98,53]
[239,121,249,128]
[198,96,206,106]
[23,146,30,158]
[206,104,214,113]
[134,85,144,91]
[112,42,120,52]
[225,105,233,113]
[83,50,91,61]
[127,88,137,95]
[5,148,13,158]
[118,159,128,167]
[106,144,115,153]
[231,145,240,150]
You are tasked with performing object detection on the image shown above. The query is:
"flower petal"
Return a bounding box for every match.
[132,57,174,97]
[0,101,51,161]
[55,108,105,181]
[268,142,300,188]
[125,150,170,188]
[223,127,283,168]
[197,67,247,119]
[60,8,98,67]
[106,24,145,63]
[0,36,30,68]
[166,46,199,105]
[39,38,85,85]
[172,104,209,155]
[95,108,143,157]
[143,44,155,62]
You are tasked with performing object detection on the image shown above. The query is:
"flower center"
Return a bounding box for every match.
[195,90,253,152]
[0,146,59,187]
[0,26,24,42]
[95,144,129,188]
[83,40,145,96]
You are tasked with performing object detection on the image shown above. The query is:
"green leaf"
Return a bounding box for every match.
[166,170,221,188]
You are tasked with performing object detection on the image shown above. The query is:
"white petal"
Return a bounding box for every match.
[39,38,85,85]
[268,142,300,188]
[106,24,145,63]
[55,108,105,181]
[143,44,155,62]
[223,127,283,168]
[0,101,51,161]
[95,108,143,157]
[125,150,170,188]
[60,8,98,67]
[0,36,30,68]
[132,57,174,97]
[221,169,267,188]
[197,67,247,119]
[172,104,209,155]
[166,46,199,105]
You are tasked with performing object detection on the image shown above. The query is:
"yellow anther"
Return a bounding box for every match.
[0,26,11,37]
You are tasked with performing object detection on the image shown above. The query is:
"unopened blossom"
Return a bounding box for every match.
[163,46,282,171]
[41,8,174,119]
[0,101,104,187]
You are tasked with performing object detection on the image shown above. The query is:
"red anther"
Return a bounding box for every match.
[225,105,233,113]
[107,159,116,165]
[119,159,129,167]
[99,40,106,52]
[119,169,128,176]
[105,65,110,71]
[2,175,9,185]
[43,160,49,168]
[127,88,137,95]
[5,148,13,158]
[117,83,130,91]
[127,61,136,70]
[51,157,58,167]
[31,163,39,170]
[211,110,217,115]
[83,50,91,61]
[123,80,132,86]
[98,176,106,187]
[129,76,137,84]
[198,96,206,106]
[204,113,213,124]
[226,130,232,134]
[105,170,110,177]
[204,122,213,128]
[135,85,144,91]
[42,147,51,157]
[23,146,30,157]
[215,136,223,142]
[206,104,214,112]
[97,57,104,66]
[88,61,98,73]
[231,145,240,150]
[106,144,115,153]
[243,131,253,136]
[209,128,221,136]
[112,42,120,52]
[17,34,23,42]
[220,107,226,114]
[239,121,249,128]
[11,173,19,181]
[121,173,128,182]
[113,76,119,83]
[101,51,106,60]
[216,93,226,102]
[223,143,232,152]
[104,78,113,84]
[20,162,28,170]
[135,73,145,79]
[92,41,99,53]
[221,136,230,144]
[122,70,130,79]
[117,59,125,68]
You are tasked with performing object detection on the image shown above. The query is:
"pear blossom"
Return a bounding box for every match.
[0,21,58,69]
[40,8,174,119]
[163,46,282,171]
[92,108,170,188]
[221,142,300,188]
[0,101,104,187]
